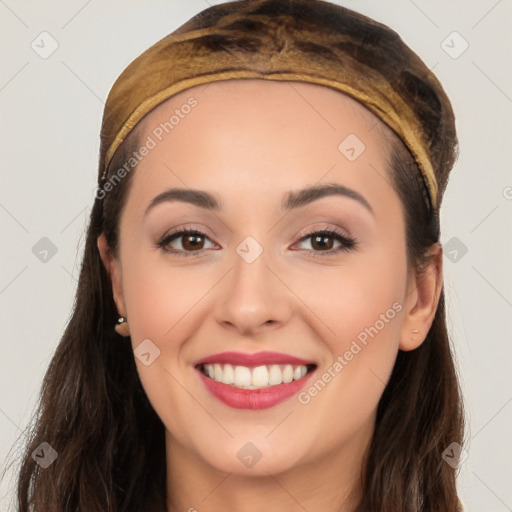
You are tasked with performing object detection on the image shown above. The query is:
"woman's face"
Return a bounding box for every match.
[101,79,428,477]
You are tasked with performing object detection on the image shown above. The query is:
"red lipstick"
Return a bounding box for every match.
[195,351,317,410]
[195,351,315,367]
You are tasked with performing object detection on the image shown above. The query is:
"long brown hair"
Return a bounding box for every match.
[6,2,464,511]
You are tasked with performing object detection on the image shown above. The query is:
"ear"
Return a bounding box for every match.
[97,234,126,318]
[399,242,443,351]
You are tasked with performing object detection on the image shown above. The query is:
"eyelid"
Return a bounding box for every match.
[295,223,352,241]
[161,223,217,242]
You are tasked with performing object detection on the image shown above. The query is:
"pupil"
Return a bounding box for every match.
[184,234,202,250]
[313,235,332,250]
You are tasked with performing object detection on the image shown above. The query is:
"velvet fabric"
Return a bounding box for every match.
[99,0,459,211]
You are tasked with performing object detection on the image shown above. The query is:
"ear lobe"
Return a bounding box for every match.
[399,243,443,351]
[97,234,126,318]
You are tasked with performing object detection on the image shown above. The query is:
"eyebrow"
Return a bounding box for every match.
[144,182,373,216]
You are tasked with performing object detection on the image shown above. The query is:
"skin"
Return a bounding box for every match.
[98,79,443,512]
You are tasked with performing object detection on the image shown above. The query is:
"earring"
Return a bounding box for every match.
[411,328,419,341]
[115,317,130,337]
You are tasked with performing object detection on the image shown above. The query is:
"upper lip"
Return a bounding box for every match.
[195,351,316,367]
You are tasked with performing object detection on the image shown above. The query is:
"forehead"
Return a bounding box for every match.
[138,78,392,138]
[128,79,399,213]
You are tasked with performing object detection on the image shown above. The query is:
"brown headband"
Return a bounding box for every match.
[99,0,459,211]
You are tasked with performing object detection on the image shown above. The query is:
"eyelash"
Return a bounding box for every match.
[157,226,358,258]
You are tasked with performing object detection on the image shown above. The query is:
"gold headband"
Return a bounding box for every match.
[99,0,459,211]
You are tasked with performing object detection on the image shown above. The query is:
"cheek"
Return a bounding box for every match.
[122,254,214,346]
[293,236,406,351]
[299,260,404,388]
[119,255,217,443]
[292,246,406,453]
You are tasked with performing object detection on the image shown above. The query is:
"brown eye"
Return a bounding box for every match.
[294,229,357,256]
[181,233,205,250]
[310,233,335,251]
[158,228,217,256]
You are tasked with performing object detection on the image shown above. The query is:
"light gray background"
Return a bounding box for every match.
[1,1,511,510]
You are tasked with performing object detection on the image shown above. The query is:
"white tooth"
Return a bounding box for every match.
[234,366,252,387]
[282,364,293,383]
[214,363,223,382]
[206,362,307,388]
[222,363,235,384]
[268,364,283,385]
[252,365,269,387]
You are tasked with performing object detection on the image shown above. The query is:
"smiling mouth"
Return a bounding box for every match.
[197,363,317,390]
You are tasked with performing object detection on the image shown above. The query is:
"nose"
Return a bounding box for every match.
[214,245,293,337]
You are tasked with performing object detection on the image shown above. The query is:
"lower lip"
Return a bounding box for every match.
[197,367,316,410]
